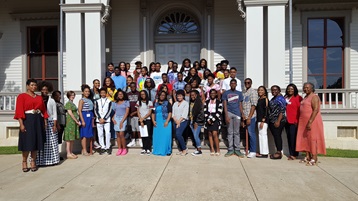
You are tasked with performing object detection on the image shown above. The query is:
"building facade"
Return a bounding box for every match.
[0,0,358,149]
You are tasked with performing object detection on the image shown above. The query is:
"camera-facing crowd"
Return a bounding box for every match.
[14,58,326,172]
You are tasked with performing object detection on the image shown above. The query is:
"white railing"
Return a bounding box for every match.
[0,89,358,112]
[0,92,18,111]
[314,89,358,109]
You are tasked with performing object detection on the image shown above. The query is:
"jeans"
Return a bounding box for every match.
[247,117,256,153]
[285,123,299,157]
[142,120,153,151]
[269,121,285,152]
[190,124,202,148]
[175,120,189,151]
[227,112,241,151]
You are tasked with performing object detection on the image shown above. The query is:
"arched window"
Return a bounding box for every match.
[157,11,199,35]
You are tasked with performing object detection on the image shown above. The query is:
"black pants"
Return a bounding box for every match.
[285,123,299,157]
[142,120,153,151]
[269,121,285,152]
[58,125,65,144]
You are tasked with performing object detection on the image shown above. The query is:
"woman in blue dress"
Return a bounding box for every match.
[78,84,94,156]
[152,91,172,156]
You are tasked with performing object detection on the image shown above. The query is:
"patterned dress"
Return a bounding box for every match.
[63,101,80,141]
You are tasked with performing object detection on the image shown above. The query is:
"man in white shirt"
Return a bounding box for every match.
[94,88,113,154]
[221,67,242,92]
[151,62,164,86]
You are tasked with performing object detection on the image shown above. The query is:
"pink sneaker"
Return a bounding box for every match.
[121,148,128,155]
[116,149,122,156]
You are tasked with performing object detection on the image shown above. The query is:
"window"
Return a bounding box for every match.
[157,11,199,35]
[307,18,344,89]
[27,26,58,90]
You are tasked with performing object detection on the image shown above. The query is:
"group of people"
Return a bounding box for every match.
[15,58,326,172]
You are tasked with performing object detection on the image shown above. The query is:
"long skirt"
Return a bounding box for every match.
[18,113,45,151]
[36,120,60,166]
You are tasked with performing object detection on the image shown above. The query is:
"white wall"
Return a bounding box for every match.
[285,9,303,89]
[213,0,245,81]
[111,0,141,69]
[0,5,22,92]
[350,9,358,89]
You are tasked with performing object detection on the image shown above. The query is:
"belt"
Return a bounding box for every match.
[25,109,41,114]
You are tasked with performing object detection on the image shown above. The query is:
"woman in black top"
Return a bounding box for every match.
[188,90,205,156]
[184,67,201,85]
[256,86,269,158]
[204,89,223,156]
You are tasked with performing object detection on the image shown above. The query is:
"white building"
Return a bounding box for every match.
[0,0,357,149]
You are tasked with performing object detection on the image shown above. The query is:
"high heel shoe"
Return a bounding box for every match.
[30,161,38,172]
[22,161,30,172]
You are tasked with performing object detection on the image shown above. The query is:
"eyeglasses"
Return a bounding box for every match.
[244,82,251,84]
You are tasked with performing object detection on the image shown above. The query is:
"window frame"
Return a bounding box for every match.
[26,26,59,87]
[306,17,345,89]
[302,11,351,89]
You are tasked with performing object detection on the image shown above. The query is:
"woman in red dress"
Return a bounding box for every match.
[296,82,326,166]
[14,79,48,172]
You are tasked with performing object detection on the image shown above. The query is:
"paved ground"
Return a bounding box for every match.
[0,149,357,201]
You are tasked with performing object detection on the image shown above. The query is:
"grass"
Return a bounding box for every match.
[0,146,357,158]
[0,146,21,155]
[318,148,358,158]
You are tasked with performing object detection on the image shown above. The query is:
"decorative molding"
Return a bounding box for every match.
[243,0,288,6]
[206,0,214,15]
[140,0,147,17]
[10,12,59,21]
[61,3,105,13]
[237,0,246,20]
[101,0,112,24]
[294,3,358,11]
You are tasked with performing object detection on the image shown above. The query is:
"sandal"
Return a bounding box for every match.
[210,152,215,156]
[270,152,282,160]
[22,161,30,172]
[30,161,38,172]
[306,159,317,166]
[299,157,310,164]
[215,152,221,156]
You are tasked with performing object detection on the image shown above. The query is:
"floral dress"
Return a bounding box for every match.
[63,101,80,141]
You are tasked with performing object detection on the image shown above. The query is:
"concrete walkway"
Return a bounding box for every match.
[0,150,357,201]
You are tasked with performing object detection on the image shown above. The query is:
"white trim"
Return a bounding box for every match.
[61,3,105,13]
[10,12,59,21]
[244,0,288,6]
[295,3,358,11]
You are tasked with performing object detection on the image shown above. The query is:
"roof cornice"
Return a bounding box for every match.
[295,3,358,11]
[243,0,288,6]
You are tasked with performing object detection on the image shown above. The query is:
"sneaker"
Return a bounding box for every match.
[234,150,244,158]
[127,140,135,147]
[140,149,146,155]
[146,150,151,156]
[138,139,143,147]
[121,149,128,155]
[191,150,202,156]
[247,152,256,158]
[225,151,235,157]
[94,142,101,149]
[116,149,122,156]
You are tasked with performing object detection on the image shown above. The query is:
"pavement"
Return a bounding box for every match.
[0,149,357,201]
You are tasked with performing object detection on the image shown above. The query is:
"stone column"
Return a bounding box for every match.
[84,0,106,85]
[267,4,286,87]
[64,0,84,91]
[245,6,264,88]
